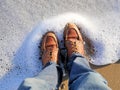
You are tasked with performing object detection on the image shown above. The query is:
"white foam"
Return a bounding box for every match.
[0,13,120,90]
[33,13,120,65]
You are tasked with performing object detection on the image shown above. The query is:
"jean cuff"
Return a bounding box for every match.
[67,53,85,72]
[42,61,63,89]
[43,61,58,69]
[69,52,84,62]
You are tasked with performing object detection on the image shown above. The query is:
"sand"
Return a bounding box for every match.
[0,0,120,90]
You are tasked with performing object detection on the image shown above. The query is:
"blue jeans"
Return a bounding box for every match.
[18,53,111,90]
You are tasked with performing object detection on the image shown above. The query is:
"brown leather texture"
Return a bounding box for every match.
[64,23,85,57]
[41,32,59,66]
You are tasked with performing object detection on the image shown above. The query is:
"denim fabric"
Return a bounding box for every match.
[67,53,111,90]
[18,62,62,90]
[18,53,111,90]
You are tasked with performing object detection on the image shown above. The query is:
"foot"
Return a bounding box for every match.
[41,32,59,66]
[64,23,85,57]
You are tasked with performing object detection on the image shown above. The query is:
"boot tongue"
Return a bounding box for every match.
[67,29,78,40]
[46,45,56,51]
[45,36,57,50]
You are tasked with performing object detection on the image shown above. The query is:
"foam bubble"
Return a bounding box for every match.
[30,13,120,65]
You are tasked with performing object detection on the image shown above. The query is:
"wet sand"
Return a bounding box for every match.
[59,61,120,90]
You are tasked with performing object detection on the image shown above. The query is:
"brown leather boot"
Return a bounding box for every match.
[64,23,85,57]
[41,32,59,66]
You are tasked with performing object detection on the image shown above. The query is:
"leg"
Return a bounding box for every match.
[67,53,111,90]
[18,62,62,90]
[18,32,62,90]
[63,23,111,90]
